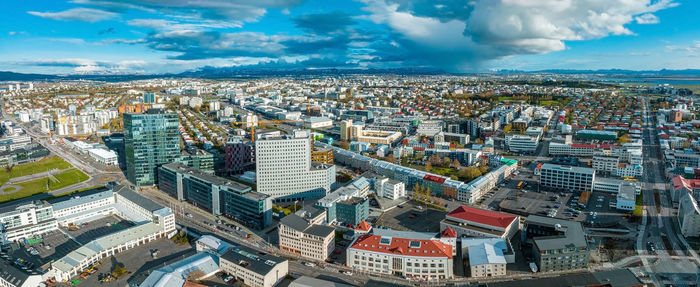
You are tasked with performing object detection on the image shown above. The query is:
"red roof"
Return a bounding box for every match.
[440,227,457,238]
[570,144,596,148]
[672,176,700,191]
[446,206,517,229]
[423,174,446,184]
[349,234,452,259]
[356,221,372,232]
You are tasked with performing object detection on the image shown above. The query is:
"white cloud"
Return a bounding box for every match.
[635,13,659,24]
[28,8,117,22]
[359,0,678,70]
[127,18,242,31]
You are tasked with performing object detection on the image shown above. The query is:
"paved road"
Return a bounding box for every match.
[637,96,700,285]
[5,116,126,196]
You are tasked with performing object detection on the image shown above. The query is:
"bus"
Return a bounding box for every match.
[517,181,524,189]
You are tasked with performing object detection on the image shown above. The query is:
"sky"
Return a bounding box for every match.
[1,0,699,74]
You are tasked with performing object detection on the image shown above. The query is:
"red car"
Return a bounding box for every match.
[408,215,415,219]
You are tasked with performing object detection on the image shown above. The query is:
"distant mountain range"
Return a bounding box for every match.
[495,69,700,76]
[2,68,700,82]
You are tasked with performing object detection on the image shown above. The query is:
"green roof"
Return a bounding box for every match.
[501,158,518,166]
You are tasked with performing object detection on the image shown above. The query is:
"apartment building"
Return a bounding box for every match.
[224,136,255,175]
[256,130,336,202]
[346,229,454,280]
[522,216,589,272]
[278,208,335,261]
[159,163,272,229]
[220,246,288,287]
[538,163,595,192]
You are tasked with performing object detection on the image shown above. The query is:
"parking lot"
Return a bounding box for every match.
[63,215,135,245]
[374,200,447,233]
[2,229,81,272]
[77,238,194,286]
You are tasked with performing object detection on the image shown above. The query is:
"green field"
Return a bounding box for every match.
[633,193,644,217]
[0,156,72,186]
[49,169,90,190]
[0,169,89,203]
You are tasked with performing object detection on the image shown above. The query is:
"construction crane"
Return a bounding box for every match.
[231,119,302,142]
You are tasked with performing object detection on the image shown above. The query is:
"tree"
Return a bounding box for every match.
[474,138,484,144]
[401,156,409,166]
[450,158,461,169]
[503,124,512,134]
[442,157,451,168]
[478,165,489,174]
[339,141,350,150]
[459,167,482,181]
[386,153,397,163]
[617,134,629,144]
[429,155,441,166]
[112,264,127,278]
[425,162,432,173]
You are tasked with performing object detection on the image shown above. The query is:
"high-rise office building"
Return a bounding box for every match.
[143,92,156,103]
[255,130,335,202]
[124,109,180,186]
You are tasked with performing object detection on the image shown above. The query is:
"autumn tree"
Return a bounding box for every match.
[442,157,451,168]
[459,167,482,181]
[425,162,433,173]
[450,158,462,169]
[386,153,397,163]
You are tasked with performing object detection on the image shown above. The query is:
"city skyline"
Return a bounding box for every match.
[2,0,700,74]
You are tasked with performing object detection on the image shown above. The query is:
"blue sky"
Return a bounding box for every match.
[1,0,699,74]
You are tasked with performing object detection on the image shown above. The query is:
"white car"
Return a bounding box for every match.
[303,262,315,267]
[185,213,193,218]
[341,271,353,275]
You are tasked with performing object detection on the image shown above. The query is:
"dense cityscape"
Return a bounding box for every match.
[0,74,696,287]
[3,0,700,286]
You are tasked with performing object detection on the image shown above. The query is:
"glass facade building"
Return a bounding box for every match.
[158,163,272,229]
[124,109,180,186]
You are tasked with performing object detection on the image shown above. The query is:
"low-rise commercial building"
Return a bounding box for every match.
[278,208,335,261]
[87,148,118,165]
[462,238,513,278]
[220,245,288,287]
[505,134,540,153]
[615,183,637,211]
[538,163,595,192]
[336,197,369,226]
[522,216,588,272]
[440,206,519,239]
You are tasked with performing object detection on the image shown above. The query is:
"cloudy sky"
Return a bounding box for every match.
[1,0,699,74]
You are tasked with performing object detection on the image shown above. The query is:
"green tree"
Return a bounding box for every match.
[617,134,629,144]
[401,156,409,166]
[478,165,489,174]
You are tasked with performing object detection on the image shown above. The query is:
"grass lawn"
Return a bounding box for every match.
[498,96,514,101]
[49,169,89,190]
[0,156,72,186]
[429,166,458,178]
[0,169,89,203]
[633,193,644,217]
[0,180,49,203]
